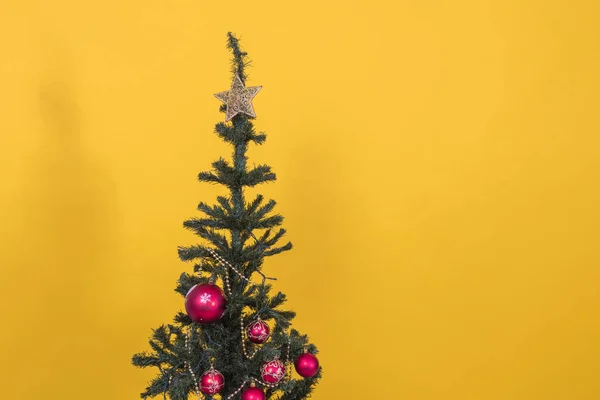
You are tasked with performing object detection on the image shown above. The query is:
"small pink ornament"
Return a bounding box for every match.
[199,367,224,395]
[294,352,319,378]
[184,283,227,324]
[261,358,285,384]
[246,318,271,344]
[241,384,265,400]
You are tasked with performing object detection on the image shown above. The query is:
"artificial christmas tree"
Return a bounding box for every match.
[132,33,322,400]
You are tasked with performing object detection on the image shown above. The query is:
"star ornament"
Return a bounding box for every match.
[214,74,262,121]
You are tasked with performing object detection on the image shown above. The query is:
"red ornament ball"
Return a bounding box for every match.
[184,283,227,324]
[199,367,224,395]
[246,319,271,344]
[294,352,319,378]
[241,385,265,400]
[261,358,285,384]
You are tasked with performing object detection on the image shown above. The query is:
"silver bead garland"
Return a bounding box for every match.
[240,314,260,359]
[224,380,249,400]
[285,333,292,381]
[197,248,298,394]
[252,376,279,389]
[207,248,263,360]
[207,248,251,283]
[184,326,203,399]
[224,267,232,296]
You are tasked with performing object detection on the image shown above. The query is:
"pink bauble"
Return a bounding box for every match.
[241,386,265,400]
[184,283,227,324]
[199,368,224,395]
[246,319,271,344]
[261,359,285,384]
[294,353,319,378]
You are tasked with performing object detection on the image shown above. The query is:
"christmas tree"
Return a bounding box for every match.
[132,33,322,400]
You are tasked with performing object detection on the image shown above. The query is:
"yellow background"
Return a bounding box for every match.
[1,0,599,399]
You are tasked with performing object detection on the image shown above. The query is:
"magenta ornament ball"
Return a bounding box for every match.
[261,359,285,384]
[199,368,224,395]
[246,319,271,344]
[241,386,265,400]
[184,283,227,324]
[294,353,319,378]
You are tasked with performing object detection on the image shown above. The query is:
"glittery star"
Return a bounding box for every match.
[214,74,262,121]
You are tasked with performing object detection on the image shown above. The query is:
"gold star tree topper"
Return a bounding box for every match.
[214,74,262,121]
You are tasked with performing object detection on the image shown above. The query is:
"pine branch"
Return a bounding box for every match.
[182,225,230,249]
[216,196,233,213]
[197,202,228,220]
[173,311,192,325]
[242,164,276,187]
[152,325,174,349]
[227,31,251,83]
[140,373,171,399]
[246,194,265,215]
[212,158,237,181]
[249,131,267,145]
[279,371,321,400]
[262,242,293,257]
[251,214,284,230]
[215,122,238,144]
[267,292,287,309]
[263,228,287,247]
[197,171,224,185]
[178,243,229,262]
[132,351,161,368]
[174,272,204,297]
[253,199,276,220]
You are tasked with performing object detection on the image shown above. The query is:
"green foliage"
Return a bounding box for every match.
[132,32,321,400]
